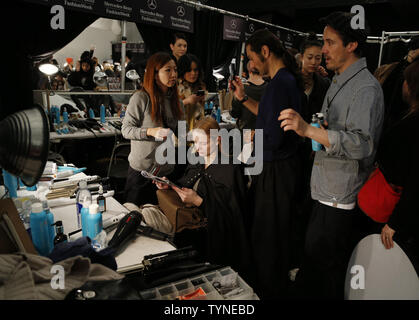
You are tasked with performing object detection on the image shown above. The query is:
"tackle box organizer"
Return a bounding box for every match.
[139,267,259,300]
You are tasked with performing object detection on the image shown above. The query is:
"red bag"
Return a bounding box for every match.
[357,167,402,223]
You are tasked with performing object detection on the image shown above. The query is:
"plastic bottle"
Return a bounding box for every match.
[100,104,106,124]
[30,203,51,256]
[89,108,95,119]
[54,106,61,124]
[20,200,32,230]
[81,198,91,237]
[42,200,55,250]
[211,103,217,120]
[209,101,214,112]
[2,169,18,198]
[86,203,102,240]
[120,105,126,118]
[76,180,92,228]
[216,107,221,123]
[311,114,322,151]
[97,185,106,213]
[62,107,69,124]
[52,221,68,245]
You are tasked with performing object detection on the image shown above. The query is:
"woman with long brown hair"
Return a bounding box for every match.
[122,52,184,206]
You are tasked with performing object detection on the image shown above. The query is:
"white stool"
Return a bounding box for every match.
[345,234,419,300]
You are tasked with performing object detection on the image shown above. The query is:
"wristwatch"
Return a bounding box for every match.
[238,95,249,103]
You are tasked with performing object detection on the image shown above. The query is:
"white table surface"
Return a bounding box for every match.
[16,172,175,273]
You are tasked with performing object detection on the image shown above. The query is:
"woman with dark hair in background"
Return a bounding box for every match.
[170,33,188,62]
[375,59,419,274]
[177,53,207,129]
[231,29,303,299]
[121,52,184,207]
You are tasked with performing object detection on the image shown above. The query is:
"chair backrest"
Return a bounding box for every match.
[345,234,419,300]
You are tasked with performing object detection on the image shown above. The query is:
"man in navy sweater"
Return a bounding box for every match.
[231,29,304,299]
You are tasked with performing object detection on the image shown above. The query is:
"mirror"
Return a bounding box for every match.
[93,71,108,87]
[126,69,140,80]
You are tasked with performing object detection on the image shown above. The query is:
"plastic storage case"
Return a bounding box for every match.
[139,267,255,300]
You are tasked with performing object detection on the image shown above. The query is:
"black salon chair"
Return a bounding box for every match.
[107,140,130,203]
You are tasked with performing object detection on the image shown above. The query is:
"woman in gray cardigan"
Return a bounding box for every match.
[122,52,184,206]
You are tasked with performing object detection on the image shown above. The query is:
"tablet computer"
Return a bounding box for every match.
[140,170,181,189]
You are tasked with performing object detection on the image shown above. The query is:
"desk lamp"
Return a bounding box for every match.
[0,105,49,254]
[0,104,50,187]
[39,63,59,131]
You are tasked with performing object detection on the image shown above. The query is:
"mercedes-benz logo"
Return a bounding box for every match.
[231,19,237,29]
[177,6,185,17]
[147,0,157,10]
[249,23,255,33]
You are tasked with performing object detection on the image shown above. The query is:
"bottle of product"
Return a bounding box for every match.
[30,203,51,256]
[53,106,61,125]
[311,114,322,151]
[42,200,55,251]
[216,107,221,123]
[97,185,106,213]
[120,105,126,118]
[2,169,18,198]
[62,107,69,124]
[86,203,102,240]
[81,198,91,237]
[100,104,106,124]
[89,108,95,119]
[52,221,68,245]
[211,103,217,120]
[20,200,32,230]
[76,180,92,228]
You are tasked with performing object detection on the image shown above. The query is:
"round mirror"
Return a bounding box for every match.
[93,71,108,86]
[126,69,140,80]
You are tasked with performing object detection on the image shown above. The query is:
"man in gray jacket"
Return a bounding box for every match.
[278,12,384,299]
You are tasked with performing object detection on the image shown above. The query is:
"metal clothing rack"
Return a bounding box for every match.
[377,31,419,68]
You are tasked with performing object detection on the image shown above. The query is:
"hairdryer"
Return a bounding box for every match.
[108,210,143,255]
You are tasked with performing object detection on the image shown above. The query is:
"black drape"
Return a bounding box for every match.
[136,9,240,91]
[0,1,97,120]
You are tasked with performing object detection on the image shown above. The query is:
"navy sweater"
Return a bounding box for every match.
[256,68,302,162]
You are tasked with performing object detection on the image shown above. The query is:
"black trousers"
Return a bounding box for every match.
[296,202,368,300]
[249,155,301,299]
[124,166,158,207]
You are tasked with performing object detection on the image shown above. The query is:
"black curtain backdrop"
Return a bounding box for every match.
[136,9,241,92]
[0,1,97,120]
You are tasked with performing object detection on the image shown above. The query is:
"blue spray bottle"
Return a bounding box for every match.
[100,104,106,124]
[311,114,323,151]
[89,108,95,119]
[2,169,18,198]
[86,203,102,240]
[42,200,55,251]
[62,107,69,124]
[30,203,51,256]
[81,198,92,237]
